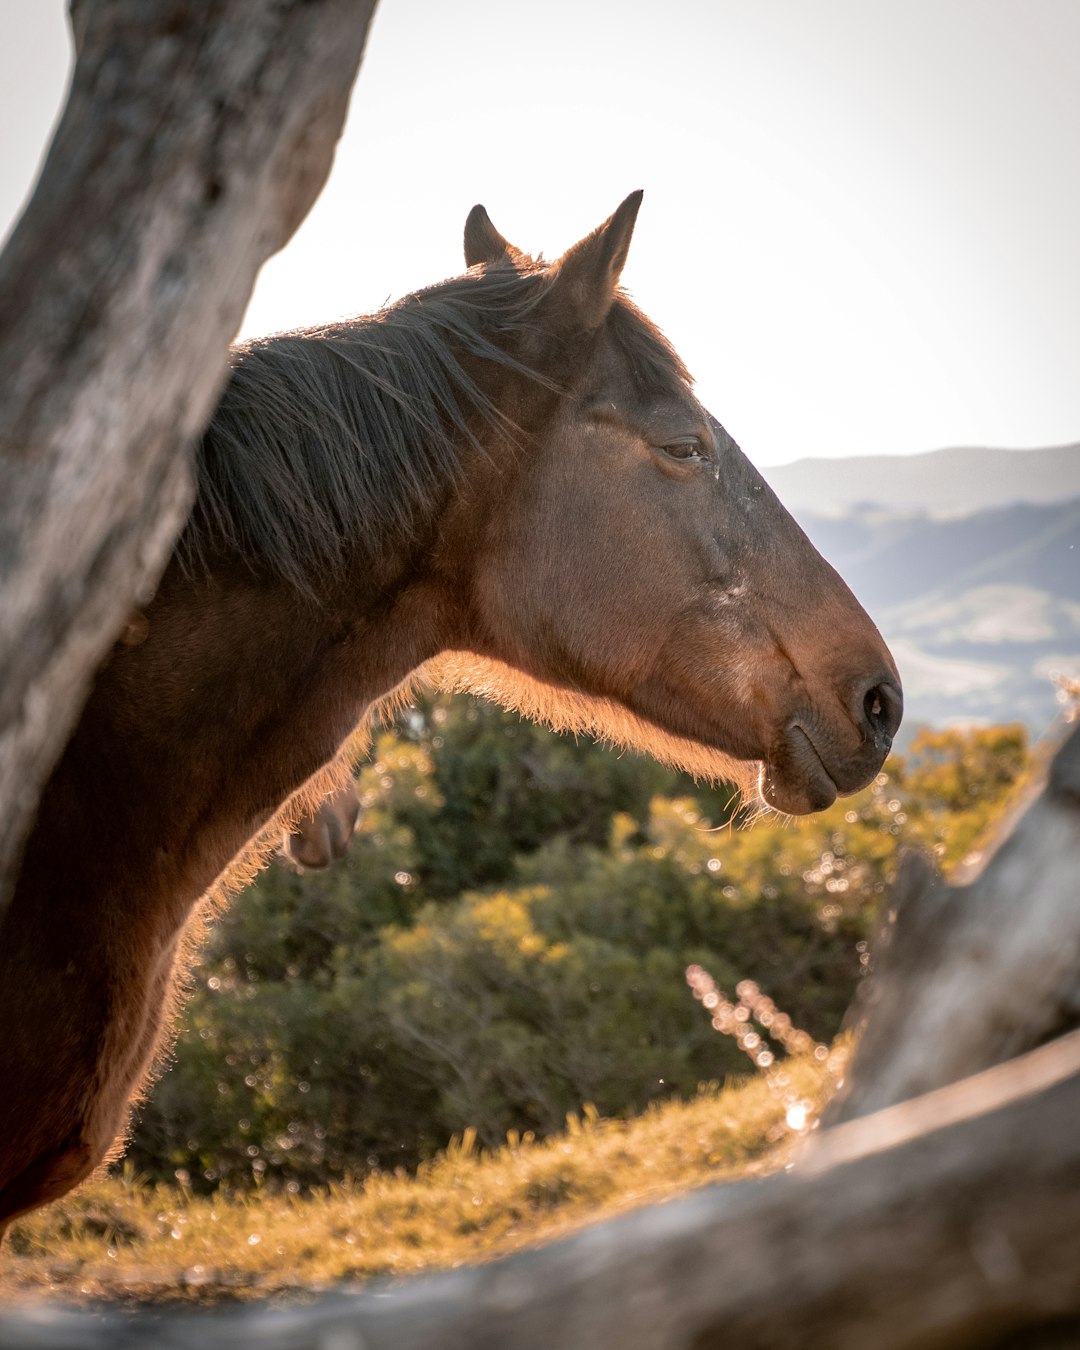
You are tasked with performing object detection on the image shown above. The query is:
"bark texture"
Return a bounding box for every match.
[0,0,377,919]
[1,1033,1079,1350]
[1,718,1078,1347]
[827,716,1080,1123]
[3,5,1078,1334]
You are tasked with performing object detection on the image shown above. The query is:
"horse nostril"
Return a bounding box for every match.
[857,674,903,746]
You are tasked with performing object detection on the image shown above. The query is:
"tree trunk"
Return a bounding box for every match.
[0,0,377,922]
[826,716,1080,1124]
[1,717,1079,1347]
[4,6,1078,1336]
[2,1033,1079,1350]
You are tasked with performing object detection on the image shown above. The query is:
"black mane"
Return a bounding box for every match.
[181,266,690,594]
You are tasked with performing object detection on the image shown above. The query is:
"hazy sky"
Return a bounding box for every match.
[3,1,1079,466]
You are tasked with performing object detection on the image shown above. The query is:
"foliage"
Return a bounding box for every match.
[128,701,1031,1188]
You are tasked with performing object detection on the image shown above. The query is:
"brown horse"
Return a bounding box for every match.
[0,193,901,1236]
[281,780,360,871]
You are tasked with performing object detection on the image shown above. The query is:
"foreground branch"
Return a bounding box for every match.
[3,1030,1080,1350]
[4,651,1076,1340]
[0,0,376,918]
[828,716,1080,1123]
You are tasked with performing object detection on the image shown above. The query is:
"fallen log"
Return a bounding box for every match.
[2,1028,1079,1350]
[5,686,1078,1344]
[0,0,376,922]
[828,715,1080,1123]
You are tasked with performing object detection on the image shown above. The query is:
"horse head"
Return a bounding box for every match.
[430,194,901,815]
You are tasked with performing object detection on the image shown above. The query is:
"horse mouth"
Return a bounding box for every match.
[761,725,839,815]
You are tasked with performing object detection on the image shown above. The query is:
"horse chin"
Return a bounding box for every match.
[760,726,839,816]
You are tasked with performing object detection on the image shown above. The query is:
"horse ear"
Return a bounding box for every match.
[464,205,520,267]
[550,190,644,328]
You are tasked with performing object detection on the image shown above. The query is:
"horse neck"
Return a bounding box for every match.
[19,543,448,950]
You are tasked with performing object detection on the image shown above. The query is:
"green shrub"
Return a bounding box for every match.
[128,702,1030,1187]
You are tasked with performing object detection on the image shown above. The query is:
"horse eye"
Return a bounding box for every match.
[661,437,706,461]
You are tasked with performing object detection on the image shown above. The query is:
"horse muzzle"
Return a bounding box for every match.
[761,672,903,815]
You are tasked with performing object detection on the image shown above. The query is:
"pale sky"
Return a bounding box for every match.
[3,1,1079,467]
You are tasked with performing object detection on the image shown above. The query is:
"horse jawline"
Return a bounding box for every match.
[421,652,760,794]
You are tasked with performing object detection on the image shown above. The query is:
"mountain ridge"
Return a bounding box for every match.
[759,445,1079,736]
[764,442,1079,518]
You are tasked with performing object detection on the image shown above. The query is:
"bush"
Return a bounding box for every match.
[128,704,1030,1186]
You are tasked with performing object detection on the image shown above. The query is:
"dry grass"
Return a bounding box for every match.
[1,1056,830,1307]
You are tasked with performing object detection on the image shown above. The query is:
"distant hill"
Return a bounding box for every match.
[766,443,1080,518]
[760,443,1080,736]
[786,496,1080,738]
[796,499,1079,612]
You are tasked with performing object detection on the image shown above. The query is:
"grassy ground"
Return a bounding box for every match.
[0,1055,832,1306]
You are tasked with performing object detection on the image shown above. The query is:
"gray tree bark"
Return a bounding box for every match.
[3,5,1078,1339]
[0,0,377,921]
[1,719,1078,1347]
[826,715,1080,1123]
[2,1031,1078,1350]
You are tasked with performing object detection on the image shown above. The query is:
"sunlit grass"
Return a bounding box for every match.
[1,1054,830,1306]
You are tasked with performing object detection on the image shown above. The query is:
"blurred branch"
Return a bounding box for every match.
[4,1030,1080,1349]
[7,717,1080,1345]
[827,716,1080,1124]
[0,0,376,922]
